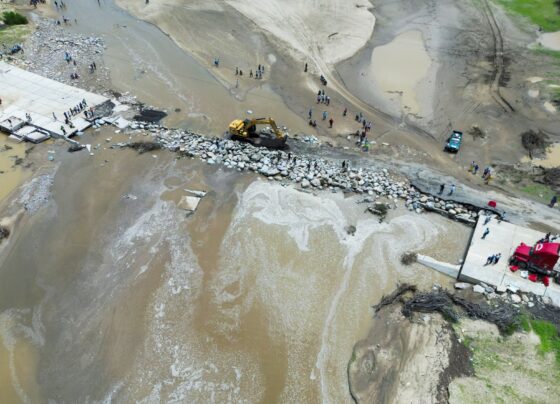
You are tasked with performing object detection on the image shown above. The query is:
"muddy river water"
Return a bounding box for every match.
[0,2,472,402]
[0,129,469,403]
[62,0,309,135]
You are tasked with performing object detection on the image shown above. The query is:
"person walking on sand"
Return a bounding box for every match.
[550,195,558,208]
[482,227,490,239]
[448,184,455,196]
[304,62,308,72]
[308,108,312,119]
[329,117,333,128]
[438,183,445,195]
[343,107,347,116]
[322,111,327,120]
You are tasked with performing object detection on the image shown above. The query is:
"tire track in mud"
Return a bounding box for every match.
[481,0,515,113]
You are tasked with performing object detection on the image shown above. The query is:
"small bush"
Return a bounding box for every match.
[401,252,418,265]
[127,141,162,154]
[0,225,10,242]
[530,319,560,365]
[2,11,28,26]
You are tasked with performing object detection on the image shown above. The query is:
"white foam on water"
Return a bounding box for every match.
[226,181,447,402]
[0,308,41,404]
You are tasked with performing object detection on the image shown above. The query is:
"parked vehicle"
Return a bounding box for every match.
[445,130,463,153]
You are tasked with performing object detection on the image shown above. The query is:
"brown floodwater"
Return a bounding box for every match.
[0,128,470,402]
[0,139,30,202]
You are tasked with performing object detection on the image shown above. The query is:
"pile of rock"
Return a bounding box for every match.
[154,128,409,195]
[16,20,109,90]
[112,123,481,224]
[463,281,552,307]
[407,194,478,225]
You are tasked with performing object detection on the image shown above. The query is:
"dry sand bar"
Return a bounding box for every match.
[0,61,108,140]
[459,216,560,305]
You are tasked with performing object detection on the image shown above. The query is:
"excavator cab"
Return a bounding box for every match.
[228,117,288,149]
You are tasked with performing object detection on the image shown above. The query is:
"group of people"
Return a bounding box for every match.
[64,49,98,82]
[485,253,502,265]
[468,161,494,184]
[232,64,265,80]
[250,64,265,79]
[438,183,456,196]
[539,232,559,243]
[62,98,88,122]
[29,0,46,8]
[316,90,330,105]
[53,0,66,9]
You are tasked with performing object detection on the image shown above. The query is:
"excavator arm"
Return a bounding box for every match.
[227,117,288,149]
[248,118,284,139]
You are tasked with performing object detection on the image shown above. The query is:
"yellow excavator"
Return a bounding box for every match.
[228,117,288,149]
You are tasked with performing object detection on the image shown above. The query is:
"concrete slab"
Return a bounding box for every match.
[417,254,461,278]
[178,196,201,212]
[459,216,560,304]
[0,61,108,138]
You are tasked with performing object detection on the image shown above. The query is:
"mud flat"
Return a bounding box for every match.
[116,0,375,66]
[370,30,432,116]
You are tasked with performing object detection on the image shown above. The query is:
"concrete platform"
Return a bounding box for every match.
[459,216,560,305]
[0,61,108,138]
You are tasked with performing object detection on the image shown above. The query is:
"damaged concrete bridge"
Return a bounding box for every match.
[0,61,108,142]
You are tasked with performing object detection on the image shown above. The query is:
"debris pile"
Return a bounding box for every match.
[0,225,10,242]
[399,289,520,334]
[466,281,553,308]
[13,20,109,91]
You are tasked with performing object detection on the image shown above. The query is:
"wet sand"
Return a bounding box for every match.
[370,30,432,116]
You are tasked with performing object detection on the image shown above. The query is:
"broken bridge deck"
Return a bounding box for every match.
[0,61,108,139]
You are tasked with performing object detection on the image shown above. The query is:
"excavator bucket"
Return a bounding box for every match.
[248,134,288,149]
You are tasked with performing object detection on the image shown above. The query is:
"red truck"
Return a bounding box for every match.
[510,242,560,284]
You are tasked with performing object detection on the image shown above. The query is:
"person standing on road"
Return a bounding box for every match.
[486,254,495,265]
[493,253,502,264]
[448,184,455,196]
[550,195,558,208]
